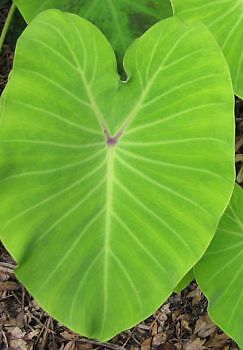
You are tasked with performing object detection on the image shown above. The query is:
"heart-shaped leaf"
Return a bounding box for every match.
[171,0,243,98]
[0,11,235,340]
[13,0,173,71]
[195,184,243,349]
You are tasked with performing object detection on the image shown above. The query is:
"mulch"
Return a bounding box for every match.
[0,2,243,349]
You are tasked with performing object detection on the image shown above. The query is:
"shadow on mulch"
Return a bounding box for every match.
[0,1,243,350]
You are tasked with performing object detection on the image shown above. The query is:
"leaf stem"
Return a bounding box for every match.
[0,2,16,53]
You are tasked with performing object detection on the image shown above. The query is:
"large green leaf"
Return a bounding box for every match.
[0,11,235,340]
[195,184,243,348]
[13,0,172,71]
[171,0,243,98]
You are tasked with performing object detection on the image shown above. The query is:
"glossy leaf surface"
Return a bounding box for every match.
[0,11,235,340]
[195,184,243,349]
[14,0,172,69]
[171,0,243,98]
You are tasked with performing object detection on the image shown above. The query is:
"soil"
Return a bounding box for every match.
[1,2,243,349]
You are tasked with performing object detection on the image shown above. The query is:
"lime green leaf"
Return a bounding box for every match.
[13,0,172,70]
[0,11,235,340]
[174,269,194,293]
[195,184,243,348]
[171,0,243,98]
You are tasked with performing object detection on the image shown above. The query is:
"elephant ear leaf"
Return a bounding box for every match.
[195,184,243,349]
[13,0,173,71]
[171,0,243,98]
[0,11,234,341]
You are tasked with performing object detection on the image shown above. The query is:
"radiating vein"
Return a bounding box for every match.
[145,30,164,82]
[116,155,212,219]
[208,1,240,28]
[211,264,243,311]
[14,101,100,135]
[235,52,243,88]
[204,250,243,289]
[38,20,107,131]
[0,148,105,183]
[176,0,232,16]
[36,180,105,245]
[220,228,243,238]
[1,139,104,149]
[69,249,104,323]
[28,37,81,73]
[162,48,209,70]
[120,27,195,131]
[126,103,226,134]
[122,137,225,147]
[114,178,195,256]
[117,148,224,180]
[206,241,243,255]
[228,206,243,231]
[20,68,91,108]
[36,208,105,295]
[226,290,243,328]
[2,160,105,231]
[110,250,143,311]
[135,41,144,90]
[221,14,243,49]
[73,24,87,72]
[112,211,169,279]
[89,37,98,87]
[142,74,223,108]
[224,212,240,225]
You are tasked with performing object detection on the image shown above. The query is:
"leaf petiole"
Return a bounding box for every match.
[0,2,16,53]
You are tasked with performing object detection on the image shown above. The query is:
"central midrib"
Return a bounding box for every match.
[102,146,115,328]
[98,50,171,324]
